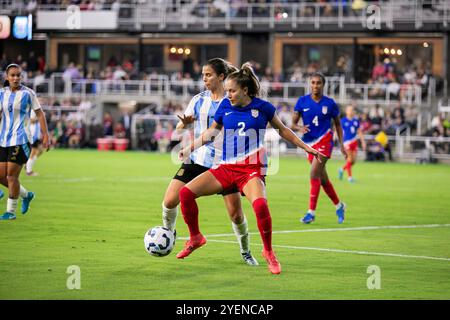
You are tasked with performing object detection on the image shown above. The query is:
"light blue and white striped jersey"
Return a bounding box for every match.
[0,85,42,147]
[29,110,42,143]
[184,90,224,168]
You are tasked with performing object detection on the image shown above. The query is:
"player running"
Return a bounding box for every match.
[161,58,259,266]
[338,105,366,183]
[176,63,322,274]
[0,63,49,220]
[26,110,45,176]
[292,73,347,224]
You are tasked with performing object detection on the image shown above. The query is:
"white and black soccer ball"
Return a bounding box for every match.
[144,226,175,257]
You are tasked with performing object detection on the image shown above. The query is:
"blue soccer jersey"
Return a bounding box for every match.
[341,116,360,144]
[0,85,42,147]
[29,110,42,144]
[294,94,340,144]
[214,97,276,165]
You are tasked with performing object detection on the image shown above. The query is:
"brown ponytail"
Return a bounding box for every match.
[227,62,261,98]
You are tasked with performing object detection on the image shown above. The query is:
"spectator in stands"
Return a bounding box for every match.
[114,122,127,139]
[103,112,114,136]
[119,110,132,140]
[359,112,372,133]
[277,103,292,127]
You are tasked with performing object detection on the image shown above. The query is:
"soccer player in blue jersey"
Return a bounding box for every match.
[176,63,321,274]
[0,64,49,220]
[338,105,366,183]
[26,110,45,176]
[292,73,347,224]
[160,58,259,266]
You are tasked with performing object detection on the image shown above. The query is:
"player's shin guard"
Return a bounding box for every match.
[232,216,249,253]
[179,187,201,238]
[252,198,272,252]
[309,178,321,211]
[322,180,340,205]
[162,202,178,231]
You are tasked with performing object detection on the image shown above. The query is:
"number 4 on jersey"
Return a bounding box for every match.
[312,116,319,126]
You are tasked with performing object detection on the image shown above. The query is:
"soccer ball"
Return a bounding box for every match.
[144,226,175,257]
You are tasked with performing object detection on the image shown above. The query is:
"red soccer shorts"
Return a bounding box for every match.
[209,164,265,195]
[307,131,334,163]
[344,140,358,152]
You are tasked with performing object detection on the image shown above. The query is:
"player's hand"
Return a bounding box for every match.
[300,125,310,134]
[177,115,196,126]
[178,146,191,161]
[42,133,50,151]
[341,146,348,159]
[305,146,324,163]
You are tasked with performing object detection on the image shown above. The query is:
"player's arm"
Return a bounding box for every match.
[291,111,310,134]
[357,127,367,151]
[270,114,323,161]
[35,109,50,150]
[333,116,347,159]
[179,121,223,160]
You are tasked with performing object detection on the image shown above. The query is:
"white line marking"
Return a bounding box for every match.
[195,224,450,238]
[201,239,450,262]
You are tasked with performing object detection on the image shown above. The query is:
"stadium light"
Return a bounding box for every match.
[177,48,184,54]
[397,49,402,55]
[390,48,396,55]
[170,47,177,54]
[384,48,389,54]
[185,48,191,55]
[423,42,429,48]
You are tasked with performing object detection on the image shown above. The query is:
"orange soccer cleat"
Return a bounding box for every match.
[262,249,281,275]
[176,234,207,259]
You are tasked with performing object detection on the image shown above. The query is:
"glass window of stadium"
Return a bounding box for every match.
[283,44,353,80]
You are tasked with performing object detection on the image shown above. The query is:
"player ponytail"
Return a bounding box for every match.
[227,62,261,98]
[206,58,237,80]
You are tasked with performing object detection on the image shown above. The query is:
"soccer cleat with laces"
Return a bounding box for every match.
[336,202,346,224]
[241,251,259,266]
[176,234,207,259]
[262,249,281,274]
[301,212,315,224]
[21,192,35,214]
[0,212,16,220]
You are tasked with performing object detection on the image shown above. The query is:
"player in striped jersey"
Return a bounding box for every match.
[0,64,49,221]
[292,73,347,224]
[338,105,366,183]
[26,110,45,176]
[160,58,259,265]
[176,63,321,274]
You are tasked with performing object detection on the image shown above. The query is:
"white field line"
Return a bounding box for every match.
[201,239,450,262]
[177,224,450,262]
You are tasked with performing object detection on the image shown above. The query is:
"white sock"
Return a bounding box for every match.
[19,185,29,199]
[335,202,343,210]
[26,156,37,173]
[162,203,178,231]
[7,198,18,213]
[232,216,250,253]
[307,210,315,215]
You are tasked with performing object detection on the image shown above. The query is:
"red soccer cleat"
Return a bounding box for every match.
[262,249,281,275]
[176,234,207,259]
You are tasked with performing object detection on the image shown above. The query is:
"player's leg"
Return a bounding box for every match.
[301,154,327,224]
[320,168,346,224]
[1,161,22,220]
[26,145,41,176]
[0,161,6,202]
[347,149,357,182]
[161,178,185,231]
[176,171,224,259]
[222,191,258,266]
[242,177,280,274]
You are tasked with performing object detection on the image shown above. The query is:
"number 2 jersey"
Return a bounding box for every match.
[214,97,276,168]
[294,94,340,145]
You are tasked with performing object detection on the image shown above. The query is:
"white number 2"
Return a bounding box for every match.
[238,122,246,136]
[312,116,319,126]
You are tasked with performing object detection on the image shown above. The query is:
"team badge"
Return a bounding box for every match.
[251,109,259,118]
[322,106,328,115]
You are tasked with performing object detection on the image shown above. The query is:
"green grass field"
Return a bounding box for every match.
[0,149,449,300]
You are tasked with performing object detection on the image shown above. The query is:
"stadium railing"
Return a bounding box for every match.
[23,74,427,107]
[25,1,450,31]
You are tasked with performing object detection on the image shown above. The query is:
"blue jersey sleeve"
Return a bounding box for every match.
[263,101,276,121]
[214,100,227,125]
[294,97,303,114]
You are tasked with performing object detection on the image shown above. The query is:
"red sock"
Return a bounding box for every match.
[179,187,201,238]
[322,180,340,205]
[309,178,321,210]
[252,198,272,252]
[345,160,352,177]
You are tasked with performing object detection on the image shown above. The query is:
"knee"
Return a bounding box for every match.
[179,187,196,203]
[163,197,178,210]
[6,175,18,184]
[228,207,244,224]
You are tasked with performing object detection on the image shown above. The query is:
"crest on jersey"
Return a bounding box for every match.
[322,106,328,115]
[251,109,259,118]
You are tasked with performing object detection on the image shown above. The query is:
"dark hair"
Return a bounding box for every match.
[226,62,261,98]
[310,72,326,85]
[206,58,238,79]
[3,63,20,87]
